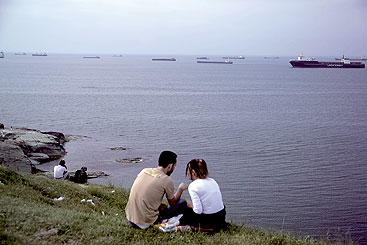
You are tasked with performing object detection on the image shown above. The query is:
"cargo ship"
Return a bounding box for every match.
[32,53,47,56]
[289,55,365,68]
[197,60,233,64]
[335,56,367,61]
[222,55,245,59]
[152,58,176,61]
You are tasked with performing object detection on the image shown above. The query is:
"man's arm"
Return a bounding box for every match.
[167,182,187,206]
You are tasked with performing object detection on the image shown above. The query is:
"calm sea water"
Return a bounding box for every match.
[1,54,367,242]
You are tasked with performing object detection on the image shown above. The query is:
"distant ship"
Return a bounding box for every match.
[83,56,100,58]
[112,54,123,57]
[335,56,367,61]
[0,51,4,58]
[222,56,245,59]
[289,55,365,68]
[197,60,233,64]
[264,56,280,59]
[32,53,47,56]
[14,52,27,55]
[152,58,176,61]
[196,57,208,60]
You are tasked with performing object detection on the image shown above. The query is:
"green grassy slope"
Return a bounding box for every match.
[0,166,324,245]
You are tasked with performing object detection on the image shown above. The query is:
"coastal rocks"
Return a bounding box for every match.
[77,171,109,179]
[65,135,90,141]
[42,131,67,145]
[110,147,127,151]
[86,171,109,178]
[0,125,67,173]
[41,171,109,179]
[28,153,51,162]
[115,157,143,164]
[0,141,32,173]
[111,147,142,164]
[11,130,66,161]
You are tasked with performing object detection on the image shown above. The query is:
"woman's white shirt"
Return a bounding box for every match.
[54,165,67,179]
[188,177,224,214]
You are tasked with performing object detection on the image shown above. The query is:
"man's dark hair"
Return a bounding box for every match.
[158,151,177,168]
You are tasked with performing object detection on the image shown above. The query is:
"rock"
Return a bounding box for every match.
[110,147,127,151]
[0,127,66,173]
[31,163,47,174]
[65,135,90,141]
[0,141,32,173]
[86,171,109,179]
[4,128,66,161]
[69,170,109,179]
[115,157,143,164]
[40,170,109,180]
[28,153,50,162]
[42,131,67,144]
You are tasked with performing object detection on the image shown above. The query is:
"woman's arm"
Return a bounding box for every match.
[188,188,203,214]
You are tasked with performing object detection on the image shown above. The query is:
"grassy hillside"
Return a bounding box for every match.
[0,166,324,245]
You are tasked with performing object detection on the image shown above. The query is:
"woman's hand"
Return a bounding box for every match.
[187,200,193,209]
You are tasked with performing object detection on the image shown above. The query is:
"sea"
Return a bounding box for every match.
[1,53,366,243]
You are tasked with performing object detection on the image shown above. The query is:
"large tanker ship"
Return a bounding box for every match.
[290,55,365,68]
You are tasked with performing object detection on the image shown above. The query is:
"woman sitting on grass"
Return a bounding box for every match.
[180,159,226,232]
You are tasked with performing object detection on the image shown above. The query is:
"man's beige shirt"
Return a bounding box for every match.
[125,167,175,226]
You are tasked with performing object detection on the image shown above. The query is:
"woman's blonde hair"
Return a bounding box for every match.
[186,159,209,179]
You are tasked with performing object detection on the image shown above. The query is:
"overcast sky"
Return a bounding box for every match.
[0,0,366,56]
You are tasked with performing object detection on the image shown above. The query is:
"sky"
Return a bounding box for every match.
[0,0,366,56]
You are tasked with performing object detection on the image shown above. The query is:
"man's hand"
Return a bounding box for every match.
[168,182,188,206]
[178,182,188,192]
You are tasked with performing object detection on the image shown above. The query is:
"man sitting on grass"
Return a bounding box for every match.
[125,151,188,229]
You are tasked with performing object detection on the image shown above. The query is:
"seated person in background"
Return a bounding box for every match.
[53,160,69,180]
[180,159,226,232]
[74,167,88,184]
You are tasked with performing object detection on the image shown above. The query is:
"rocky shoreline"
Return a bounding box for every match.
[0,124,151,182]
[0,124,67,174]
[0,124,109,179]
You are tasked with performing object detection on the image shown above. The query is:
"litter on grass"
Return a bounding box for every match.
[80,198,96,206]
[53,197,64,202]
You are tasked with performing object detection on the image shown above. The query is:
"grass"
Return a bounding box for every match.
[0,166,327,245]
